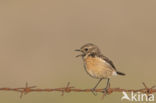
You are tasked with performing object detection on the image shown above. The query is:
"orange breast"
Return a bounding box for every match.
[84,56,114,78]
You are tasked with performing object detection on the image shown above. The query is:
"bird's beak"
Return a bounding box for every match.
[75,49,81,52]
[75,49,84,57]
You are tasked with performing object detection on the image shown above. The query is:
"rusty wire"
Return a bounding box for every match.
[0,82,155,98]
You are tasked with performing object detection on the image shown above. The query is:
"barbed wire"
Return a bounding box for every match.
[0,82,155,98]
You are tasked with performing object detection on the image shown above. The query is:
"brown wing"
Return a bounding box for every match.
[99,55,117,71]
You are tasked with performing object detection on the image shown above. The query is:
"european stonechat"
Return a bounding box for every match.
[75,43,125,95]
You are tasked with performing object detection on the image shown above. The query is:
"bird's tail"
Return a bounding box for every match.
[117,71,125,76]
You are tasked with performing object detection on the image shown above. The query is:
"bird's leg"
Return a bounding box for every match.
[91,78,103,96]
[102,78,110,94]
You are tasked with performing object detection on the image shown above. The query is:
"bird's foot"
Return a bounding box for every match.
[102,81,110,95]
[91,88,97,96]
[102,88,109,96]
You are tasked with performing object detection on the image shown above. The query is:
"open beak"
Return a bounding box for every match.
[75,49,81,52]
[75,49,84,57]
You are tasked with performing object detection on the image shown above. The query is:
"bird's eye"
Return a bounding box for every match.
[84,48,88,51]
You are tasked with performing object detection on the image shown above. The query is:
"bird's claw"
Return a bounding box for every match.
[102,88,109,95]
[91,88,97,96]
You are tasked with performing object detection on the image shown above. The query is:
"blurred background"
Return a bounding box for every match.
[0,0,156,103]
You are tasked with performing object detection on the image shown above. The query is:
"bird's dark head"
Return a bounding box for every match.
[75,43,101,57]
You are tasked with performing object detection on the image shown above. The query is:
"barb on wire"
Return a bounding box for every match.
[0,82,155,98]
[20,82,37,98]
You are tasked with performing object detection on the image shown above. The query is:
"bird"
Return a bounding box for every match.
[75,43,125,95]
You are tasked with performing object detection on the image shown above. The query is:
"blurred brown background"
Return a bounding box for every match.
[0,0,156,103]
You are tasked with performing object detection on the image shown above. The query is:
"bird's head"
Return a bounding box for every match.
[75,43,101,57]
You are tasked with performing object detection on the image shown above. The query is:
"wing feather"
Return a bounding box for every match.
[99,55,117,71]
